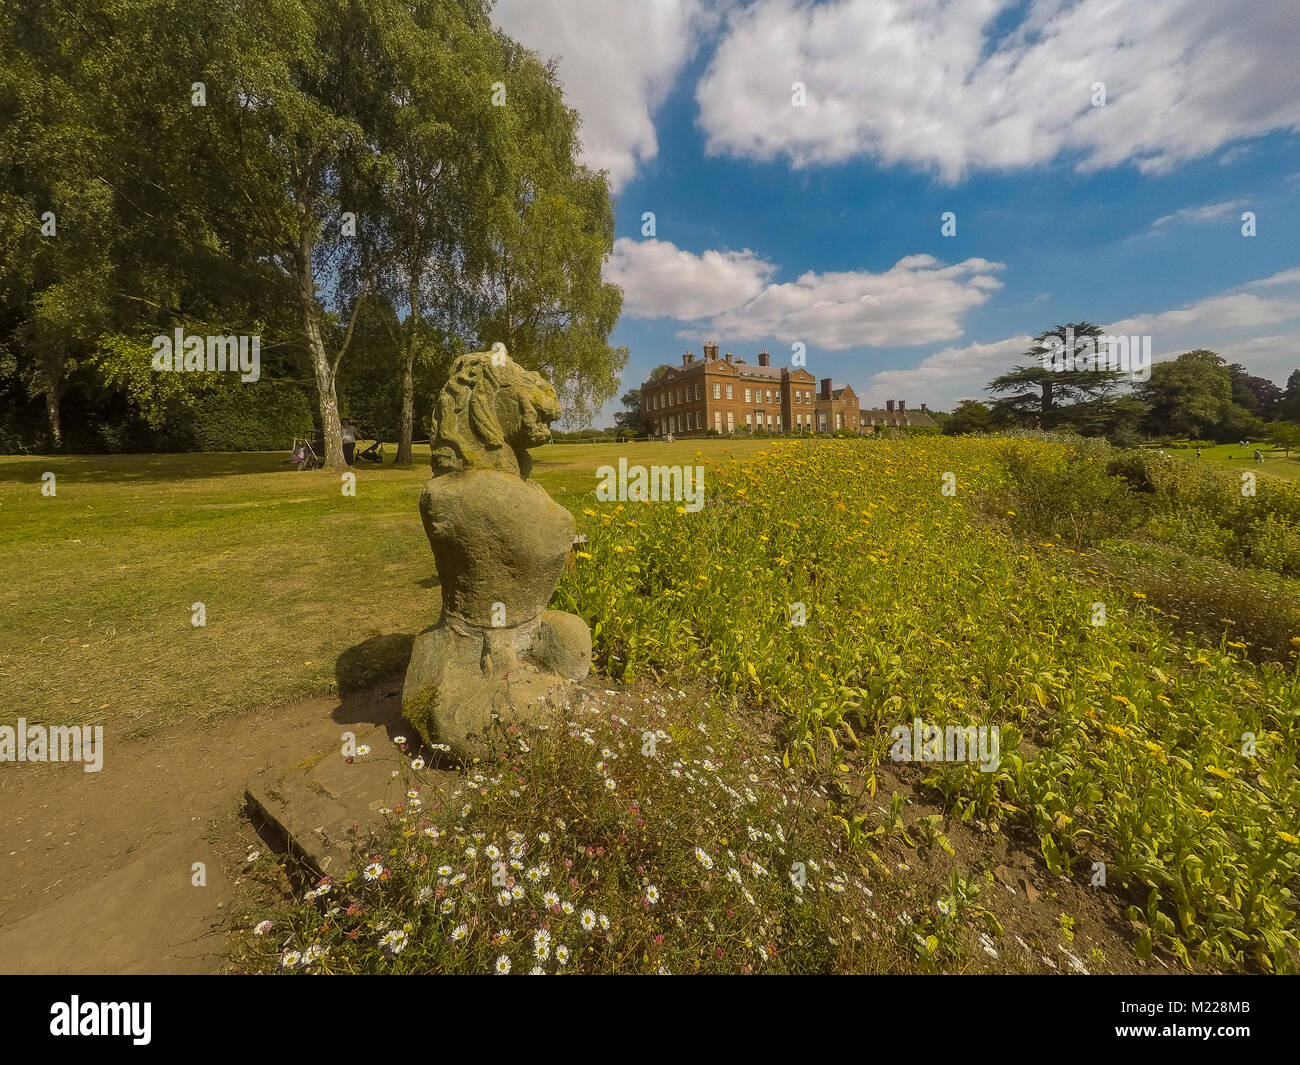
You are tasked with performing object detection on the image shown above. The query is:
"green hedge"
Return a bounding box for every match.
[191,380,314,452]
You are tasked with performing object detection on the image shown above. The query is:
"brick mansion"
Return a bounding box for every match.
[640,342,936,438]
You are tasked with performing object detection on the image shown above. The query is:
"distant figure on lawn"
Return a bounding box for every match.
[1255,449,1263,463]
[341,418,357,464]
[1196,448,1202,459]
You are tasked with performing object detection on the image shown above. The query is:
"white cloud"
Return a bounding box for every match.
[862,335,1031,409]
[1150,201,1241,230]
[697,0,1300,181]
[1108,283,1300,338]
[607,238,1004,349]
[709,255,1004,349]
[1214,334,1300,383]
[864,268,1300,409]
[606,238,777,320]
[491,0,713,191]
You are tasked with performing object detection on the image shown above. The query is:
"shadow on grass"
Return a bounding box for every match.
[0,451,310,484]
[334,632,415,695]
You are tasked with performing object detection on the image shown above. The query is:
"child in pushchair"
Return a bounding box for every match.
[289,437,323,469]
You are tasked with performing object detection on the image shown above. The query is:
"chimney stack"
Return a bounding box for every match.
[703,341,719,361]
[724,352,732,363]
[758,350,770,367]
[682,352,694,366]
[886,400,894,412]
[898,399,906,412]
[820,378,832,399]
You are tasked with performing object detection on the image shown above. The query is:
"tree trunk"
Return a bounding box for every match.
[397,274,418,466]
[45,383,63,451]
[295,221,345,469]
[304,311,345,469]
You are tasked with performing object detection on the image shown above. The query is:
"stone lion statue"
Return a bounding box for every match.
[428,349,561,480]
[403,346,591,761]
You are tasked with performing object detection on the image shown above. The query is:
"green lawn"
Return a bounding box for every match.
[0,438,778,735]
[1166,441,1300,481]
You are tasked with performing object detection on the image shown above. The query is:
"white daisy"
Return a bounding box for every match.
[379,930,408,955]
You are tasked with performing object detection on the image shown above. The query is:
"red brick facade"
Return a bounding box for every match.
[642,344,846,437]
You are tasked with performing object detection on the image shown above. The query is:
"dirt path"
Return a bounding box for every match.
[0,680,407,974]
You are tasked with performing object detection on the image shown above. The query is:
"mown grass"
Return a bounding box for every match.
[0,439,774,734]
[1167,442,1300,483]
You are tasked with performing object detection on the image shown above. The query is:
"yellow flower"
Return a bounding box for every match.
[574,551,592,560]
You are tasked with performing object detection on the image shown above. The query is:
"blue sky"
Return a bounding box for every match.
[492,0,1300,425]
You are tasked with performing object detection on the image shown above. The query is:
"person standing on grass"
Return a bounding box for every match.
[1255,449,1263,464]
[1196,448,1202,459]
[341,418,357,465]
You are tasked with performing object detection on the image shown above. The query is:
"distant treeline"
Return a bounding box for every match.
[944,324,1300,447]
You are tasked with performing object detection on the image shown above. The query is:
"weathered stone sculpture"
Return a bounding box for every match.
[402,347,592,761]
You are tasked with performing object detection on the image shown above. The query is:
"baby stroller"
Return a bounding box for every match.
[356,435,385,464]
[289,436,323,470]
